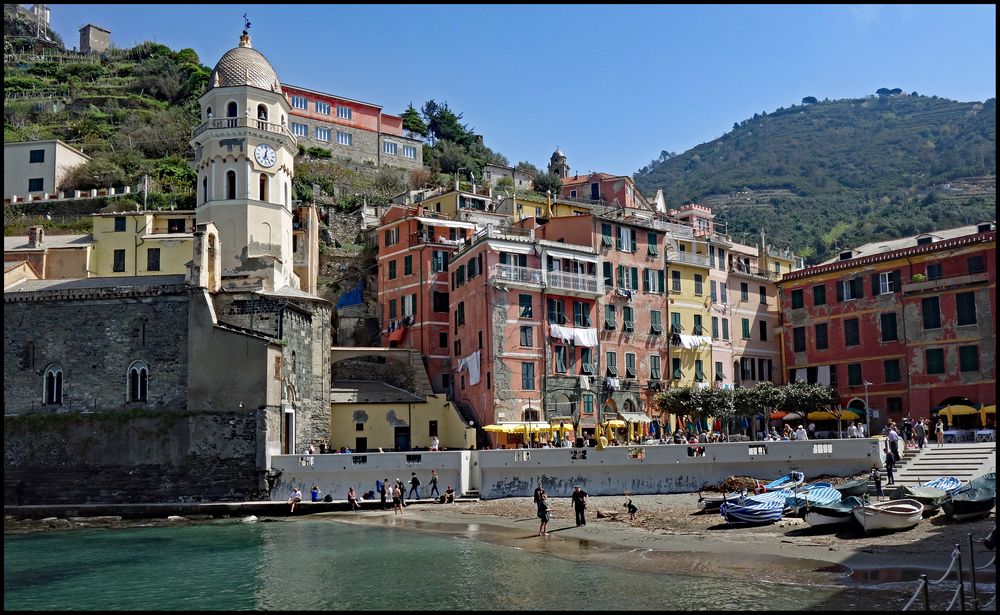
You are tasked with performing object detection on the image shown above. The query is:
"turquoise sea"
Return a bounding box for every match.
[2,517,958,611]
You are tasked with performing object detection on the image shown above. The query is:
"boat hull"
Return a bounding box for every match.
[942,487,996,522]
[697,492,743,511]
[853,498,923,532]
[720,499,784,524]
[835,479,869,498]
[803,496,865,527]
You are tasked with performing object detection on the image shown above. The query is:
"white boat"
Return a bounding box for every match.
[852,498,923,533]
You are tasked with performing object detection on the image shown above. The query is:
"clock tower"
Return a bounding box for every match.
[191,29,298,291]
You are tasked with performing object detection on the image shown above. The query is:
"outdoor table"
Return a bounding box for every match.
[943,429,961,443]
[975,429,995,442]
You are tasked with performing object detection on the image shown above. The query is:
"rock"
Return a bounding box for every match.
[68,516,121,523]
[185,514,213,520]
[166,515,188,522]
[239,515,258,523]
[47,518,72,528]
[596,509,620,519]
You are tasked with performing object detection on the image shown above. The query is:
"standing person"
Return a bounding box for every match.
[887,422,901,461]
[288,487,302,513]
[408,472,421,500]
[395,478,406,507]
[378,478,388,509]
[807,422,816,440]
[935,419,945,447]
[795,424,808,441]
[536,493,551,536]
[571,485,589,527]
[533,481,545,504]
[429,469,440,499]
[430,435,440,451]
[870,464,883,498]
[847,421,859,439]
[884,450,896,485]
[903,417,915,449]
[392,483,404,515]
[347,487,361,511]
[914,419,927,449]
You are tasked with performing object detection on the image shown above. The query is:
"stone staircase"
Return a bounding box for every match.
[881,442,996,491]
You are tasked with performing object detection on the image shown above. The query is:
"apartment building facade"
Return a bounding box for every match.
[779,222,996,428]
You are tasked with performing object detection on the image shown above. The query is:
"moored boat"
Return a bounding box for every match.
[720,497,784,524]
[803,496,866,527]
[834,478,869,498]
[889,484,949,516]
[785,485,842,515]
[852,498,923,532]
[697,491,743,511]
[942,485,996,522]
[921,476,962,497]
[966,472,996,492]
[763,471,805,491]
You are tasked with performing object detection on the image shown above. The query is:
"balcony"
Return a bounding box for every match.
[902,271,989,294]
[192,117,296,145]
[667,251,712,268]
[409,232,465,247]
[546,270,602,296]
[490,264,543,287]
[729,263,778,281]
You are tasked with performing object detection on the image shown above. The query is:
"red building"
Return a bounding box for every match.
[779,222,996,430]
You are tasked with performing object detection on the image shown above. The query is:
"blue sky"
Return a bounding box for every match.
[50,4,995,175]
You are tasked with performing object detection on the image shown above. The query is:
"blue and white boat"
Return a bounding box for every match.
[762,471,805,491]
[786,485,842,514]
[720,497,785,524]
[922,476,962,497]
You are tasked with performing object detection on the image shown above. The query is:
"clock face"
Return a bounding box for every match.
[254,143,276,168]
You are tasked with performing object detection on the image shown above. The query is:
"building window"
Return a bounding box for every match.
[967,255,985,274]
[838,277,863,301]
[693,314,704,336]
[720,283,728,304]
[520,325,533,347]
[291,122,308,137]
[925,348,945,375]
[670,312,682,335]
[146,248,160,272]
[43,364,63,405]
[226,170,237,199]
[29,149,45,163]
[315,127,331,141]
[388,260,397,280]
[456,301,465,327]
[384,227,399,246]
[622,306,635,332]
[383,141,397,155]
[793,326,806,353]
[604,305,616,330]
[844,318,860,347]
[956,292,977,326]
[518,294,533,318]
[404,255,413,276]
[926,263,942,280]
[650,355,661,380]
[791,289,804,309]
[291,95,308,110]
[741,318,750,340]
[388,299,397,320]
[601,224,613,248]
[605,352,618,377]
[167,219,185,233]
[581,348,593,374]
[710,280,718,303]
[574,301,591,327]
[127,360,148,402]
[880,312,898,342]
[694,274,703,296]
[813,285,826,306]
[113,249,126,272]
[758,320,767,341]
[650,310,662,335]
[759,286,767,304]
[625,353,636,378]
[877,272,894,295]
[647,232,658,255]
[694,360,706,382]
[315,101,331,114]
[711,316,719,339]
[439,332,447,348]
[672,358,682,380]
[337,105,352,120]
[403,145,417,159]
[921,296,941,329]
[847,363,862,386]
[815,323,828,350]
[259,174,268,201]
[959,346,979,372]
[555,345,568,373]
[114,216,127,232]
[431,250,447,273]
[432,291,448,313]
[886,397,903,415]
[454,340,461,356]
[337,131,352,146]
[522,362,535,390]
[722,318,730,341]
[740,282,749,301]
[884,359,901,383]
[547,298,567,324]
[671,270,681,292]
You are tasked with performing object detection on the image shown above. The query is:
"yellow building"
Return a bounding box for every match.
[413,187,491,219]
[91,210,198,277]
[330,380,475,452]
[666,235,714,388]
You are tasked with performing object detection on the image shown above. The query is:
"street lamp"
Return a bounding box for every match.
[863,381,872,437]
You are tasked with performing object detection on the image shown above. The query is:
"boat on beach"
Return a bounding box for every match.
[763,471,805,491]
[834,478,869,498]
[921,476,962,497]
[803,496,866,527]
[697,491,743,511]
[852,498,923,533]
[942,486,996,522]
[785,484,841,515]
[889,485,948,516]
[719,497,784,524]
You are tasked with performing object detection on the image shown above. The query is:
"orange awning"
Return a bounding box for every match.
[387,327,406,343]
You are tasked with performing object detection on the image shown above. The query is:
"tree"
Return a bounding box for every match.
[801,96,818,105]
[876,88,891,97]
[532,172,562,194]
[653,387,696,418]
[401,103,427,137]
[515,161,541,178]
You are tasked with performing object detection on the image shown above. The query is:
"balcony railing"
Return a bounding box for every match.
[192,116,296,143]
[409,232,465,247]
[729,263,778,280]
[667,251,712,267]
[491,264,543,286]
[546,270,601,294]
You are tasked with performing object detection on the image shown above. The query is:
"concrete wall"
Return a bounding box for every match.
[330,395,474,452]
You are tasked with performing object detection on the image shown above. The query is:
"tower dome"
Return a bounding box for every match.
[208,31,282,93]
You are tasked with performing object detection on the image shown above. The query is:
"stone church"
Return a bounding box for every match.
[3,30,332,504]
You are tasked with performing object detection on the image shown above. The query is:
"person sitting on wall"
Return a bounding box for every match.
[310,484,321,502]
[445,485,456,504]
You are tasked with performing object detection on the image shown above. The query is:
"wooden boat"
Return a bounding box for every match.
[803,496,866,527]
[763,471,805,491]
[889,484,948,516]
[697,491,743,511]
[785,484,841,515]
[967,472,996,492]
[921,476,962,497]
[719,496,784,524]
[852,498,923,533]
[942,486,996,522]
[834,478,870,498]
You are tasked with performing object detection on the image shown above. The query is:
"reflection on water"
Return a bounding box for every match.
[3,518,945,611]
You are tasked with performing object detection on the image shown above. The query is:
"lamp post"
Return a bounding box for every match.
[863,381,872,437]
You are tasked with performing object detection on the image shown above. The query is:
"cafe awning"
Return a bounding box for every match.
[604,419,627,428]
[618,412,651,424]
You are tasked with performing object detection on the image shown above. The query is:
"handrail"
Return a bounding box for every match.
[192,116,296,142]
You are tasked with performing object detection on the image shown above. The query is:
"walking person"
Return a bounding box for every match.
[536,493,551,536]
[571,485,589,527]
[408,472,421,500]
[884,450,896,485]
[378,477,389,510]
[392,483,404,515]
[847,421,859,438]
[935,419,945,447]
[887,422,901,461]
[429,469,440,499]
[870,464,883,498]
[914,419,926,449]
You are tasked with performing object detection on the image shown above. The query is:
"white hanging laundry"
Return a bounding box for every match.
[466,350,481,385]
[573,327,599,348]
[548,323,574,344]
[579,375,590,390]
[679,334,705,349]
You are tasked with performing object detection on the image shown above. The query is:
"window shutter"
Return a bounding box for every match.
[630,229,637,252]
[657,270,665,292]
[631,267,638,290]
[642,269,650,292]
[836,280,844,302]
[854,277,864,299]
[617,265,624,287]
[871,273,880,295]
[616,227,623,250]
[891,270,901,292]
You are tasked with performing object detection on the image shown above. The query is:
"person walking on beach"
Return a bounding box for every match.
[935,419,945,447]
[288,487,302,513]
[914,419,926,449]
[429,469,440,499]
[408,472,421,500]
[884,451,896,485]
[347,487,361,511]
[536,493,551,536]
[392,483,404,515]
[571,485,589,527]
[870,464,883,498]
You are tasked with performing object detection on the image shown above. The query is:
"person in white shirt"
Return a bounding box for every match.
[847,422,859,438]
[795,424,808,441]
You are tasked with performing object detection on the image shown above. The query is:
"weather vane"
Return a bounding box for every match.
[243,13,251,32]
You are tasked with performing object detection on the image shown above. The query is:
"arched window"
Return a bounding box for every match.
[206,106,213,120]
[201,177,208,205]
[226,101,238,117]
[259,174,268,201]
[43,364,63,405]
[257,104,268,121]
[128,361,148,402]
[226,170,237,200]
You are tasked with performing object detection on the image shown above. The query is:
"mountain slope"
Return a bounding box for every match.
[633,95,996,262]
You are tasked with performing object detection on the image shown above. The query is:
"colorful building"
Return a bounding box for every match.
[779,222,996,430]
[90,210,198,277]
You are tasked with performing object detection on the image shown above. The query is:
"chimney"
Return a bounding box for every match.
[27,226,44,248]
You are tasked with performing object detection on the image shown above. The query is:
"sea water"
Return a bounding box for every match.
[3,518,945,611]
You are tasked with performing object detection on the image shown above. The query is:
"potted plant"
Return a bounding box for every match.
[911,273,927,282]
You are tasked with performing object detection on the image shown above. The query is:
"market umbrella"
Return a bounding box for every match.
[783,412,803,421]
[769,411,787,420]
[980,404,995,428]
[940,404,979,426]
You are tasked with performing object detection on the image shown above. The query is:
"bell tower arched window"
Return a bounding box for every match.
[257,104,268,121]
[259,174,269,201]
[43,364,63,405]
[226,170,237,200]
[202,177,208,205]
[227,101,238,117]
[128,361,148,402]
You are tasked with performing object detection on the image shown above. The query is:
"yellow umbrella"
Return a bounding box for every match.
[807,411,837,421]
[979,404,995,427]
[605,419,627,428]
[483,424,507,432]
[941,404,979,425]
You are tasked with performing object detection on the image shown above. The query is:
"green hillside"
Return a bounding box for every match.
[633,94,996,263]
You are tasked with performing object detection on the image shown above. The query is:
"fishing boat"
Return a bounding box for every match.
[785,484,841,516]
[697,491,744,511]
[762,471,805,491]
[803,496,866,527]
[889,484,948,516]
[834,478,869,498]
[852,498,923,533]
[719,496,784,524]
[942,486,996,522]
[967,472,996,492]
[921,476,962,497]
